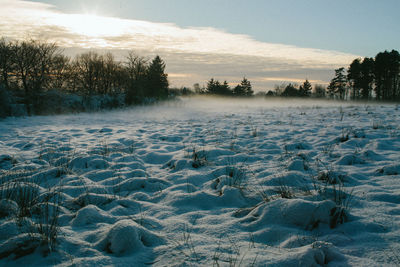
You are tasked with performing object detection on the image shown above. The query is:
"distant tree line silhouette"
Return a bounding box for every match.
[265,80,325,98]
[0,38,169,117]
[194,77,254,96]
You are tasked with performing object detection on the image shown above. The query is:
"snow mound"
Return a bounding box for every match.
[377,164,400,175]
[266,171,310,188]
[282,241,346,266]
[336,154,365,165]
[288,159,307,171]
[72,205,115,226]
[69,155,109,170]
[96,219,162,256]
[241,198,336,230]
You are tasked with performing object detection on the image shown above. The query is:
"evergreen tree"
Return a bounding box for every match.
[233,84,245,96]
[374,50,400,100]
[281,83,299,97]
[220,80,232,95]
[347,58,362,99]
[326,81,336,98]
[240,77,253,96]
[360,57,374,99]
[146,55,169,98]
[328,67,347,99]
[205,78,232,95]
[206,78,218,94]
[299,79,312,97]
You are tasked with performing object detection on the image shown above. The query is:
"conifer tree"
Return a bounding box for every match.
[360,57,374,99]
[233,84,245,96]
[374,50,400,100]
[146,55,169,98]
[327,67,347,99]
[240,77,253,96]
[347,59,362,99]
[299,79,312,97]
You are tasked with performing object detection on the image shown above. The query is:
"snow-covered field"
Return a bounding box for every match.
[0,97,399,266]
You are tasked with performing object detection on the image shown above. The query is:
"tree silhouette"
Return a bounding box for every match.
[0,38,14,91]
[125,53,148,104]
[13,40,59,114]
[299,79,312,97]
[360,57,374,99]
[232,77,253,96]
[314,84,326,98]
[146,55,169,99]
[205,78,232,95]
[327,67,347,99]
[347,58,362,100]
[233,84,245,96]
[374,50,400,100]
[220,80,232,95]
[241,77,253,96]
[281,83,299,97]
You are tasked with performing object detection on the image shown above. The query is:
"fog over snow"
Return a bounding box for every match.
[0,97,400,266]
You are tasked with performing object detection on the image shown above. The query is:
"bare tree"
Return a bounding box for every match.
[124,52,148,104]
[12,39,59,113]
[0,38,14,90]
[48,54,70,90]
[72,52,101,96]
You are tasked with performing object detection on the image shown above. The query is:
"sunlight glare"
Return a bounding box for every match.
[49,13,131,38]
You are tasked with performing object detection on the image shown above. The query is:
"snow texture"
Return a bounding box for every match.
[0,97,399,266]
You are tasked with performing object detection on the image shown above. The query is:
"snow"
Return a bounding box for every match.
[0,97,400,266]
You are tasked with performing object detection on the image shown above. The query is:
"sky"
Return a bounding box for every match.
[1,0,399,91]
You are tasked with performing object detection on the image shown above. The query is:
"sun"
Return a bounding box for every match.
[48,13,130,38]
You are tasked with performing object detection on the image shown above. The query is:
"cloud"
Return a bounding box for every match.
[0,0,359,90]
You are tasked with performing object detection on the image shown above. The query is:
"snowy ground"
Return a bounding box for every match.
[0,97,399,266]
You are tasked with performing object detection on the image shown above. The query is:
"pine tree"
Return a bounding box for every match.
[206,78,217,94]
[360,57,374,99]
[374,50,400,100]
[326,80,337,99]
[146,55,169,98]
[347,58,362,100]
[299,79,312,97]
[220,80,232,95]
[327,68,347,99]
[239,77,253,96]
[281,83,299,97]
[233,84,245,96]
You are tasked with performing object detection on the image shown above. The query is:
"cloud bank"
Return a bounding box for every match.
[0,0,359,90]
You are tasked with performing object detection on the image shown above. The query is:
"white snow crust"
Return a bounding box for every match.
[0,97,399,266]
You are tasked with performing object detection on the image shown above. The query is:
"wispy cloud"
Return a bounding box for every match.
[0,0,359,90]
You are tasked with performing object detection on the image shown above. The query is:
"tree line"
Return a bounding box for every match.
[195,78,326,98]
[0,38,169,116]
[1,38,399,117]
[194,77,254,96]
[328,49,400,101]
